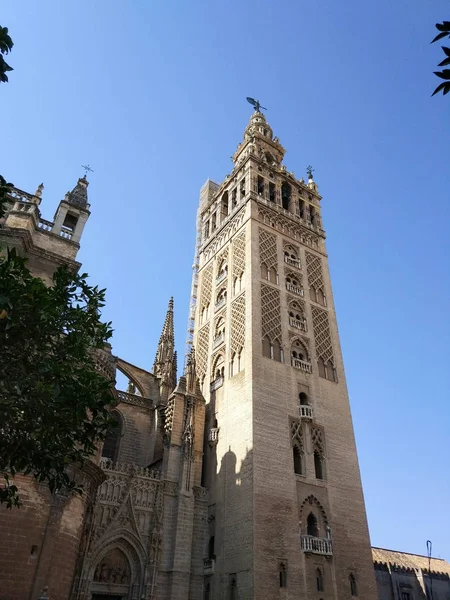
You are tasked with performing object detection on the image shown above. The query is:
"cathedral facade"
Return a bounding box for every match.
[1,110,449,600]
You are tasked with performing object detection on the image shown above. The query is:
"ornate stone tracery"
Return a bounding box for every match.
[232,230,246,279]
[259,228,278,270]
[230,293,245,355]
[306,252,325,294]
[200,264,213,310]
[311,307,335,366]
[261,284,282,342]
[196,323,210,377]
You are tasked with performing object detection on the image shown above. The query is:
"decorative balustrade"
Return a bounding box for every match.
[289,316,306,332]
[284,255,301,269]
[213,332,225,349]
[60,226,73,240]
[299,405,313,419]
[210,377,223,392]
[215,297,226,311]
[203,559,215,575]
[7,189,35,203]
[291,358,312,374]
[286,283,304,296]
[99,458,161,480]
[208,427,219,446]
[38,218,53,231]
[301,535,333,556]
[216,271,227,286]
[117,390,152,410]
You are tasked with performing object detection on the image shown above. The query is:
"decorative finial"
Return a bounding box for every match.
[246,97,267,113]
[81,164,94,177]
[34,183,44,198]
[306,165,314,180]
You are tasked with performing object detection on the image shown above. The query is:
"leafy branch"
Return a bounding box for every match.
[432,21,450,96]
[0,25,13,84]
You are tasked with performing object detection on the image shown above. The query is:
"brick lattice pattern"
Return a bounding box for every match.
[232,231,246,278]
[305,251,325,294]
[259,228,278,270]
[200,263,213,309]
[230,293,245,354]
[196,324,210,377]
[261,284,282,342]
[311,306,334,365]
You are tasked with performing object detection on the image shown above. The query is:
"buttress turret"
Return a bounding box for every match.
[153,297,176,399]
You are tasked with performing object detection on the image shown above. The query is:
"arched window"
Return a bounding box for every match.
[262,336,272,358]
[257,176,264,196]
[293,446,303,475]
[299,199,305,218]
[204,582,210,600]
[316,568,324,592]
[233,275,242,295]
[314,451,324,480]
[307,513,318,537]
[230,352,236,377]
[318,288,326,306]
[101,412,122,462]
[299,392,308,405]
[208,536,215,559]
[291,340,307,364]
[215,317,225,338]
[318,357,326,378]
[279,562,287,588]
[326,361,336,382]
[349,573,358,596]
[310,286,317,303]
[273,339,282,362]
[221,191,229,219]
[269,267,278,284]
[211,213,216,232]
[260,263,269,280]
[269,182,276,202]
[281,182,291,211]
[240,177,246,198]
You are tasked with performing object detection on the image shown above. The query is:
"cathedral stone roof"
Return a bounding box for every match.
[372,547,450,576]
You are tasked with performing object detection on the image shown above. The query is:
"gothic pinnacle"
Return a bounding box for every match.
[153,297,175,378]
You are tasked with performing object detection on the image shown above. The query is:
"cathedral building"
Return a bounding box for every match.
[0,108,449,600]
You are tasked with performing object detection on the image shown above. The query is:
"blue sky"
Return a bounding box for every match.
[2,1,449,558]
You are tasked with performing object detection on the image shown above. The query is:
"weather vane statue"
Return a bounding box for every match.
[81,164,94,177]
[246,97,267,113]
[306,165,314,179]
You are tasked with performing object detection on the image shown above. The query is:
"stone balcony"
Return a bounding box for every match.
[289,316,306,332]
[213,332,225,349]
[301,535,333,556]
[284,255,301,269]
[291,358,312,374]
[216,271,227,286]
[203,559,215,575]
[208,427,219,447]
[299,405,313,420]
[215,297,226,312]
[210,377,224,392]
[286,283,304,297]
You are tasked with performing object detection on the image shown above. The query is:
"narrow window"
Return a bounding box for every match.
[310,286,317,303]
[273,339,282,362]
[307,513,318,537]
[299,199,305,218]
[349,574,358,597]
[221,191,229,219]
[299,392,308,405]
[293,446,303,475]
[232,188,237,207]
[257,176,264,196]
[318,289,326,306]
[240,177,246,199]
[310,205,316,225]
[317,568,324,592]
[102,413,121,462]
[269,182,276,202]
[269,267,277,283]
[318,357,326,379]
[262,336,271,358]
[279,563,287,588]
[281,182,291,211]
[229,575,237,600]
[204,583,211,600]
[260,263,269,280]
[208,536,215,559]
[314,451,324,480]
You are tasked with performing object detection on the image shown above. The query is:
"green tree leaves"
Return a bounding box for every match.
[432,21,450,96]
[0,250,114,507]
[0,26,13,83]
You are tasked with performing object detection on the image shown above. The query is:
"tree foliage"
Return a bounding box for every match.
[0,25,13,83]
[0,250,114,507]
[432,21,450,96]
[0,174,13,219]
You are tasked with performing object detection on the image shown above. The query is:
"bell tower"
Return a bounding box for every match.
[191,107,378,600]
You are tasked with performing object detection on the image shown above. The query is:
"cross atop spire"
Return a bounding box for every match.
[153,297,176,386]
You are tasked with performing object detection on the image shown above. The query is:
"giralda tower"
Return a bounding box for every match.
[189,106,377,600]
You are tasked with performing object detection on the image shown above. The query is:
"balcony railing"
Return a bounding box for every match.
[38,218,53,232]
[284,255,301,269]
[286,283,304,296]
[213,332,225,349]
[215,297,226,311]
[208,427,219,446]
[216,271,227,285]
[301,535,333,556]
[291,358,312,374]
[289,317,306,332]
[210,377,224,392]
[203,559,215,575]
[299,405,313,420]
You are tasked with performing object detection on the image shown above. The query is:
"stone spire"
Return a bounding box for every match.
[153,297,175,385]
[232,109,286,169]
[65,175,89,209]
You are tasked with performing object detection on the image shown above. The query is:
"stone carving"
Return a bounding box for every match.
[290,419,304,451]
[164,480,179,496]
[193,486,209,501]
[230,293,245,355]
[258,203,321,250]
[259,228,278,270]
[200,264,213,310]
[116,390,152,410]
[311,426,325,457]
[261,284,282,342]
[93,548,130,584]
[203,207,246,262]
[196,323,210,377]
[311,307,335,365]
[305,252,325,296]
[232,230,246,279]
